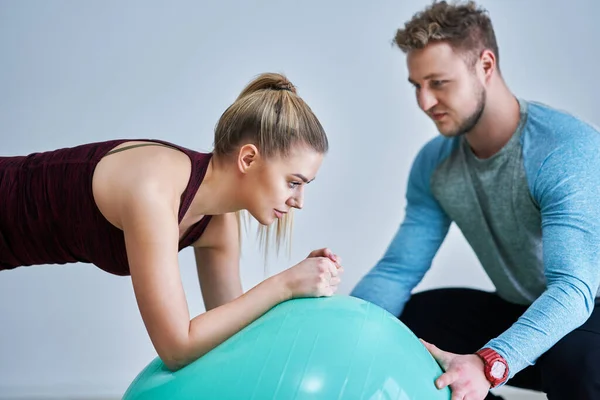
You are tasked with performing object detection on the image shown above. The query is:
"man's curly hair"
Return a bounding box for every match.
[394,1,500,69]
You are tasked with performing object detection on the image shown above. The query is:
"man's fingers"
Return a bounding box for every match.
[436,369,460,389]
[451,389,466,400]
[420,339,449,364]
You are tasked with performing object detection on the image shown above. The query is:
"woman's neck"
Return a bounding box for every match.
[187,156,244,217]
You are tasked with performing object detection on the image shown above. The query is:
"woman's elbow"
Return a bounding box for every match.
[156,338,193,372]
[160,350,194,372]
[162,358,186,372]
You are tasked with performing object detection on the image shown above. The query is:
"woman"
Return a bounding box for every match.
[0,72,342,371]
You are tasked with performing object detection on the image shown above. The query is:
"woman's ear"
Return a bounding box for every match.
[237,144,260,174]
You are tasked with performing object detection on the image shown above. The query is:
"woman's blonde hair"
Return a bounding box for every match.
[213,72,328,262]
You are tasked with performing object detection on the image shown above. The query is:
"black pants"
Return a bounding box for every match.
[399,288,600,400]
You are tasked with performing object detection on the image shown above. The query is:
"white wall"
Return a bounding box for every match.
[1,0,598,398]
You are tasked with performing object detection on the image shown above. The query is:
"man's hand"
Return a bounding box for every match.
[421,339,491,400]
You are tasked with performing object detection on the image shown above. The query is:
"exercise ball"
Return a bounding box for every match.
[123,295,451,399]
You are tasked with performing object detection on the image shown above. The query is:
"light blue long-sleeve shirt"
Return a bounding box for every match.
[351,99,600,379]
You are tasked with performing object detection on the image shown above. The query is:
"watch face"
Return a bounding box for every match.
[491,361,507,379]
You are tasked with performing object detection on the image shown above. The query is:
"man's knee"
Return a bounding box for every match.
[540,332,600,398]
[399,289,450,339]
[398,288,499,355]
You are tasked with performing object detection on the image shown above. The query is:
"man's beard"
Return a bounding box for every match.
[447,85,486,137]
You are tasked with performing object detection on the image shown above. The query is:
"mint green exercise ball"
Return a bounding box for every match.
[123,295,451,399]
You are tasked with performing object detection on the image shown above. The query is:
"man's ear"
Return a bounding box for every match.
[479,48,496,83]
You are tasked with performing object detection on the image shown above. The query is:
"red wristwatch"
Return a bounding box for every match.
[476,348,509,388]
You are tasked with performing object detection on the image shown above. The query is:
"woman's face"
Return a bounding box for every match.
[238,144,324,225]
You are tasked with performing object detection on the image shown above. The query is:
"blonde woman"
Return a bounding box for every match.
[0,72,342,371]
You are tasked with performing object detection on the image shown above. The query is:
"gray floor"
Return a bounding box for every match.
[494,386,546,399]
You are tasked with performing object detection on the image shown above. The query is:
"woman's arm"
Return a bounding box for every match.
[120,178,340,372]
[193,212,244,311]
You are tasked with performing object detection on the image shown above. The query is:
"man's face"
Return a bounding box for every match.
[407,41,486,137]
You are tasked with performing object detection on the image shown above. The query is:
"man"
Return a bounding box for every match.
[351,1,600,399]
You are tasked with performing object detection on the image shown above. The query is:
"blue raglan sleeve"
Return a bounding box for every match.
[350,138,453,317]
[484,130,600,379]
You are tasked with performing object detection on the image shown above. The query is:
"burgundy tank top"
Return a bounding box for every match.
[0,139,213,276]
